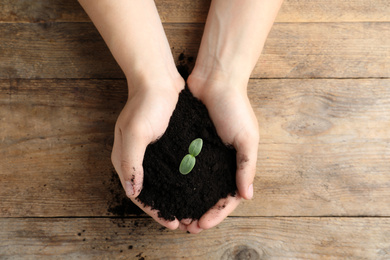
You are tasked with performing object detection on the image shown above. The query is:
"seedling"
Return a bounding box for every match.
[179,138,203,175]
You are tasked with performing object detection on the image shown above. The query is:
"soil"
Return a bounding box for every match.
[137,86,237,221]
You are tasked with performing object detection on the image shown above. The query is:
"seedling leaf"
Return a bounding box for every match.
[179,154,196,175]
[189,138,203,157]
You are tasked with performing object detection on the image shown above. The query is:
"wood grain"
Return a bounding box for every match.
[0,217,389,259]
[0,0,89,23]
[0,22,389,79]
[1,0,389,23]
[0,23,123,79]
[251,79,390,144]
[259,22,390,78]
[1,79,389,217]
[244,79,390,216]
[1,0,388,258]
[0,79,125,217]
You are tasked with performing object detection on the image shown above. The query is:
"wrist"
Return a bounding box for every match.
[187,65,249,100]
[126,65,185,96]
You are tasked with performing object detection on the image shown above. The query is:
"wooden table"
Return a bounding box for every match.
[1,0,390,258]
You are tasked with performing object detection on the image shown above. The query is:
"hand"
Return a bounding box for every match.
[180,73,259,233]
[111,77,184,230]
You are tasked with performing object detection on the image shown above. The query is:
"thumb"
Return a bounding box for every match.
[112,128,149,198]
[122,134,149,198]
[234,131,259,200]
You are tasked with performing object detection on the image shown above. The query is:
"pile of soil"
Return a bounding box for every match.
[137,87,237,221]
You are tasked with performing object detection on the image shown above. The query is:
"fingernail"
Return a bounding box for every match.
[247,184,254,199]
[125,181,134,197]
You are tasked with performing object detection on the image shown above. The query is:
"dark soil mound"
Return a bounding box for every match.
[137,87,237,221]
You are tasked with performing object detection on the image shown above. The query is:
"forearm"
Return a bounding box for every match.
[78,0,181,90]
[192,0,283,86]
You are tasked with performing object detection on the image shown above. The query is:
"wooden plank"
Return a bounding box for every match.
[1,0,389,23]
[0,22,389,79]
[1,79,390,217]
[0,23,123,79]
[246,142,390,217]
[259,22,390,78]
[251,79,390,144]
[277,0,390,23]
[0,79,127,217]
[243,78,390,216]
[0,0,89,23]
[0,217,389,258]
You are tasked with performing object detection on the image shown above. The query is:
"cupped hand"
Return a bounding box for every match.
[182,74,259,233]
[111,77,184,230]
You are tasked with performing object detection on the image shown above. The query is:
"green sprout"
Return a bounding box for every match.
[179,138,203,175]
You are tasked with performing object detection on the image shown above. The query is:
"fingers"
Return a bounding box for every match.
[112,126,149,198]
[179,219,203,234]
[234,129,259,200]
[131,197,180,230]
[198,195,242,230]
[178,222,187,232]
[178,195,242,233]
[180,218,192,225]
[121,135,145,198]
[186,220,203,234]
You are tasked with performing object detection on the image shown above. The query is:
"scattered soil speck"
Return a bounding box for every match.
[107,170,144,216]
